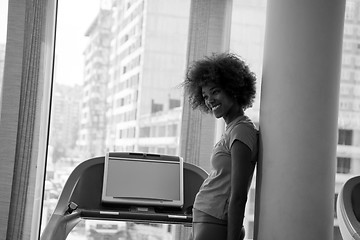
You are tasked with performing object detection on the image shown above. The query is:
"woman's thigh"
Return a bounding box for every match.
[193,222,227,240]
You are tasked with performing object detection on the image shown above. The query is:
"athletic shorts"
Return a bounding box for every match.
[192,208,227,225]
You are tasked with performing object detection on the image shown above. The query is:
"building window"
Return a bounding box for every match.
[337,157,351,174]
[167,124,177,137]
[138,146,149,153]
[151,99,163,114]
[169,98,180,109]
[139,126,150,137]
[167,147,176,155]
[157,147,165,154]
[338,129,353,145]
[158,125,166,137]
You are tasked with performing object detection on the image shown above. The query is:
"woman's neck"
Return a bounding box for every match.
[223,107,244,124]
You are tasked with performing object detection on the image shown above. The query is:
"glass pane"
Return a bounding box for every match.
[41,0,191,238]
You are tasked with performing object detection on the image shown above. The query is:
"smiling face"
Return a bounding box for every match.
[202,83,243,124]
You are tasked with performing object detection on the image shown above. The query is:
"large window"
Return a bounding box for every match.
[41,0,192,239]
[35,0,360,240]
[39,0,267,239]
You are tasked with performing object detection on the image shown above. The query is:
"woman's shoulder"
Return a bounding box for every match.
[227,115,258,133]
[225,116,258,151]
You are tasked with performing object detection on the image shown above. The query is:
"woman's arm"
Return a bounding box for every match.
[228,140,253,240]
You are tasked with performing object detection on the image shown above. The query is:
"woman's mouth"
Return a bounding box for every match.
[212,104,220,111]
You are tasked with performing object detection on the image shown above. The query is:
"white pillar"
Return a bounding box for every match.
[255,1,346,240]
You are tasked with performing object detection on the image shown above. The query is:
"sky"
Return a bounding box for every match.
[55,0,100,86]
[0,0,100,85]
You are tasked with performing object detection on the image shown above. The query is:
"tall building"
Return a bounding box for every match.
[105,0,190,154]
[137,106,181,155]
[78,0,189,172]
[49,82,82,164]
[80,0,187,156]
[78,9,112,158]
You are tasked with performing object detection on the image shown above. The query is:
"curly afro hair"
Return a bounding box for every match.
[183,53,257,113]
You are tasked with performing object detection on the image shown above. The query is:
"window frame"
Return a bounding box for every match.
[0,0,57,239]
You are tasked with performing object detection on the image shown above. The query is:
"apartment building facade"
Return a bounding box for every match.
[78,9,112,158]
[105,0,189,154]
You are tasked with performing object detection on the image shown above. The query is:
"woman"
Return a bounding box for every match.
[183,53,258,240]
